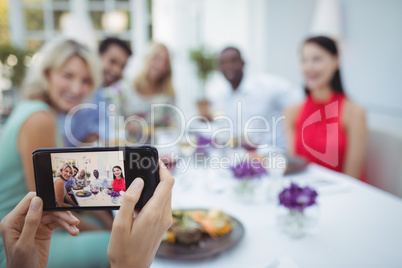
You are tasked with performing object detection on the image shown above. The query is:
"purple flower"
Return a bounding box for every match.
[197,135,212,146]
[195,135,212,155]
[110,191,121,198]
[278,183,318,212]
[231,160,267,180]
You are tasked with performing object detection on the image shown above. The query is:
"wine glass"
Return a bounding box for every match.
[90,185,99,200]
[107,180,113,191]
[267,150,288,202]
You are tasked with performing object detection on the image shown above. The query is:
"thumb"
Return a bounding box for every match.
[114,178,144,229]
[19,196,43,243]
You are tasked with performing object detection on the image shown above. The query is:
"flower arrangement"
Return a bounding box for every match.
[110,191,121,198]
[195,135,212,156]
[278,183,318,212]
[231,160,267,203]
[231,160,267,180]
[277,183,319,238]
[110,191,121,204]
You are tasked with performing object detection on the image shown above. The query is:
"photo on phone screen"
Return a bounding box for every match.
[51,151,126,208]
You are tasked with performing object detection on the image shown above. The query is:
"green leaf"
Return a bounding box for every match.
[0,43,33,87]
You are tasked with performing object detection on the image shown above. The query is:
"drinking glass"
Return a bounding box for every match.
[90,185,100,200]
[266,150,288,202]
[107,180,113,191]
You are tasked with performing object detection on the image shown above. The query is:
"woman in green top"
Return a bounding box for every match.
[0,38,110,267]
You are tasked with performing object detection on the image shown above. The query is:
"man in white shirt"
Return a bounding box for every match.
[92,169,111,189]
[211,47,303,152]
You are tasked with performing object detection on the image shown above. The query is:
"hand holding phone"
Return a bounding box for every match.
[33,146,160,211]
[0,192,80,268]
[108,160,174,267]
[1,161,173,268]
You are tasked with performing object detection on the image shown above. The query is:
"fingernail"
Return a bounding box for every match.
[31,197,41,211]
[70,214,79,222]
[70,225,79,232]
[130,177,144,190]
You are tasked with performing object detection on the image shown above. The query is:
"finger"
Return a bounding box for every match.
[42,211,80,226]
[114,178,144,230]
[133,209,141,218]
[47,221,80,236]
[19,197,43,243]
[42,211,80,236]
[143,161,175,211]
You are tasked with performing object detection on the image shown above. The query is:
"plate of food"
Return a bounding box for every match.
[156,209,244,261]
[75,190,91,197]
[73,186,84,190]
[285,155,308,175]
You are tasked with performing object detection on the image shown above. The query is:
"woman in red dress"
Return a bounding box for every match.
[112,165,126,192]
[285,36,367,179]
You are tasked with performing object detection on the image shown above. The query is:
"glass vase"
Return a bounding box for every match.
[234,177,266,204]
[111,196,120,204]
[277,205,319,238]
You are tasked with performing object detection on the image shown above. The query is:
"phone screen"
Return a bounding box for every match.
[33,146,159,211]
[51,150,126,208]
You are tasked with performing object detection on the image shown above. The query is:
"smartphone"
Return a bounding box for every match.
[33,145,159,211]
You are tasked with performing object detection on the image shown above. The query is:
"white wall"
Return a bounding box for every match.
[153,0,200,118]
[265,0,402,133]
[152,0,270,118]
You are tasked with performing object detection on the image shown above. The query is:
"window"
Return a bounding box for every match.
[8,0,151,53]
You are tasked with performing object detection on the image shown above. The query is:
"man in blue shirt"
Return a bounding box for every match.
[60,38,132,146]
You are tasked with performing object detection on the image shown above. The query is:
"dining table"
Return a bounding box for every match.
[148,156,402,268]
[72,183,122,207]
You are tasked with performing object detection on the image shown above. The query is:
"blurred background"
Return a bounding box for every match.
[1,0,402,194]
[1,0,402,131]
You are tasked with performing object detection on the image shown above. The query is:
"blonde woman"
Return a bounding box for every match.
[1,162,175,268]
[54,163,78,207]
[0,38,111,267]
[116,42,176,138]
[76,169,87,186]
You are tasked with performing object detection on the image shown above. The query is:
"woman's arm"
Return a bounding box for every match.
[18,111,57,191]
[18,111,103,230]
[284,104,301,155]
[64,192,78,207]
[54,180,70,207]
[342,101,368,179]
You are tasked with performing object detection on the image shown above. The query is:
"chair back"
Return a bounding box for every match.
[365,128,402,198]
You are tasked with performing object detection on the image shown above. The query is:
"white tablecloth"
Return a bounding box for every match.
[150,163,402,268]
[72,186,122,207]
